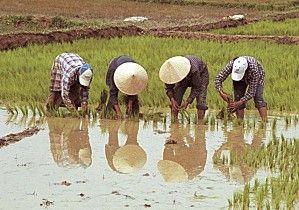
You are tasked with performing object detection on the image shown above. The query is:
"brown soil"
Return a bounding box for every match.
[0,26,143,51]
[0,127,40,148]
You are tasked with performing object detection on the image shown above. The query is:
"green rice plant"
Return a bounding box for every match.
[19,105,28,116]
[5,104,15,115]
[28,102,36,116]
[271,117,277,130]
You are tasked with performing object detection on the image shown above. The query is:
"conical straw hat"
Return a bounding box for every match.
[159,56,191,84]
[112,145,147,174]
[114,62,148,95]
[157,160,188,182]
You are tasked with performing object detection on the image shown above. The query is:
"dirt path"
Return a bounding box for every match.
[0,127,40,148]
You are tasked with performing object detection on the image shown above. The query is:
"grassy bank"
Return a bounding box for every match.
[212,18,299,36]
[0,36,298,111]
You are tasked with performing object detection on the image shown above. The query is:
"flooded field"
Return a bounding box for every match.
[0,109,298,209]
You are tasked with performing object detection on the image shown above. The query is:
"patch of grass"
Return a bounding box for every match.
[212,18,299,36]
[0,36,298,112]
[227,135,299,209]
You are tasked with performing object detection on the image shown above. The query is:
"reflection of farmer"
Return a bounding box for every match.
[159,56,209,121]
[48,118,92,168]
[215,56,267,120]
[102,119,147,173]
[158,124,207,182]
[46,53,93,114]
[213,127,264,183]
[106,55,148,119]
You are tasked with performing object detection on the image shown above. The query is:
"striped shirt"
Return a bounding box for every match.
[49,53,89,109]
[166,55,209,104]
[215,56,265,101]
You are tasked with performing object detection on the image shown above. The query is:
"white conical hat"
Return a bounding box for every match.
[159,56,191,84]
[114,62,148,95]
[112,145,147,174]
[157,160,188,182]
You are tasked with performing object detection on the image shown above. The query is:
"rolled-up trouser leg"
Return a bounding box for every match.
[196,86,209,111]
[46,91,63,111]
[69,84,82,109]
[126,95,139,116]
[233,80,247,110]
[253,83,267,109]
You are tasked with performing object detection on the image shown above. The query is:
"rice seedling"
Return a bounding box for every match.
[0,36,298,113]
[212,18,299,36]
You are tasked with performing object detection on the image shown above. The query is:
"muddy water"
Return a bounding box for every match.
[0,110,298,209]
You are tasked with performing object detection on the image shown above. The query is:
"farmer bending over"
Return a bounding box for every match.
[215,56,267,121]
[159,55,209,121]
[106,55,148,119]
[46,52,93,115]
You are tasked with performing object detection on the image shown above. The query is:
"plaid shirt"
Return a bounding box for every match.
[49,53,89,109]
[215,56,265,101]
[166,55,209,104]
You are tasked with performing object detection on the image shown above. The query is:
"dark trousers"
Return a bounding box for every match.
[233,80,267,110]
[173,84,208,110]
[46,85,82,110]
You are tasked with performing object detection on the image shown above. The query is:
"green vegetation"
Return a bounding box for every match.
[0,15,122,35]
[225,135,298,209]
[0,36,298,112]
[212,18,299,36]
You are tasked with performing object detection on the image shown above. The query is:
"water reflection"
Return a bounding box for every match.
[47,117,92,168]
[213,126,265,183]
[158,124,207,182]
[101,119,147,174]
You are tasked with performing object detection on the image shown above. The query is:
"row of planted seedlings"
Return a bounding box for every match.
[3,89,298,128]
[4,101,299,130]
[217,133,298,209]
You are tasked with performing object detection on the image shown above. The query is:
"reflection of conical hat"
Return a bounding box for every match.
[157,160,188,182]
[112,145,147,173]
[114,62,148,95]
[79,148,92,168]
[159,56,191,84]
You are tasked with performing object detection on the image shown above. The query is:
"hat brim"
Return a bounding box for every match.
[157,160,188,182]
[114,62,148,95]
[112,145,147,174]
[159,56,191,84]
[231,72,245,81]
[79,76,91,86]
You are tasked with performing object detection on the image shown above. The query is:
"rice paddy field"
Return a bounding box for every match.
[0,36,298,111]
[0,0,298,209]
